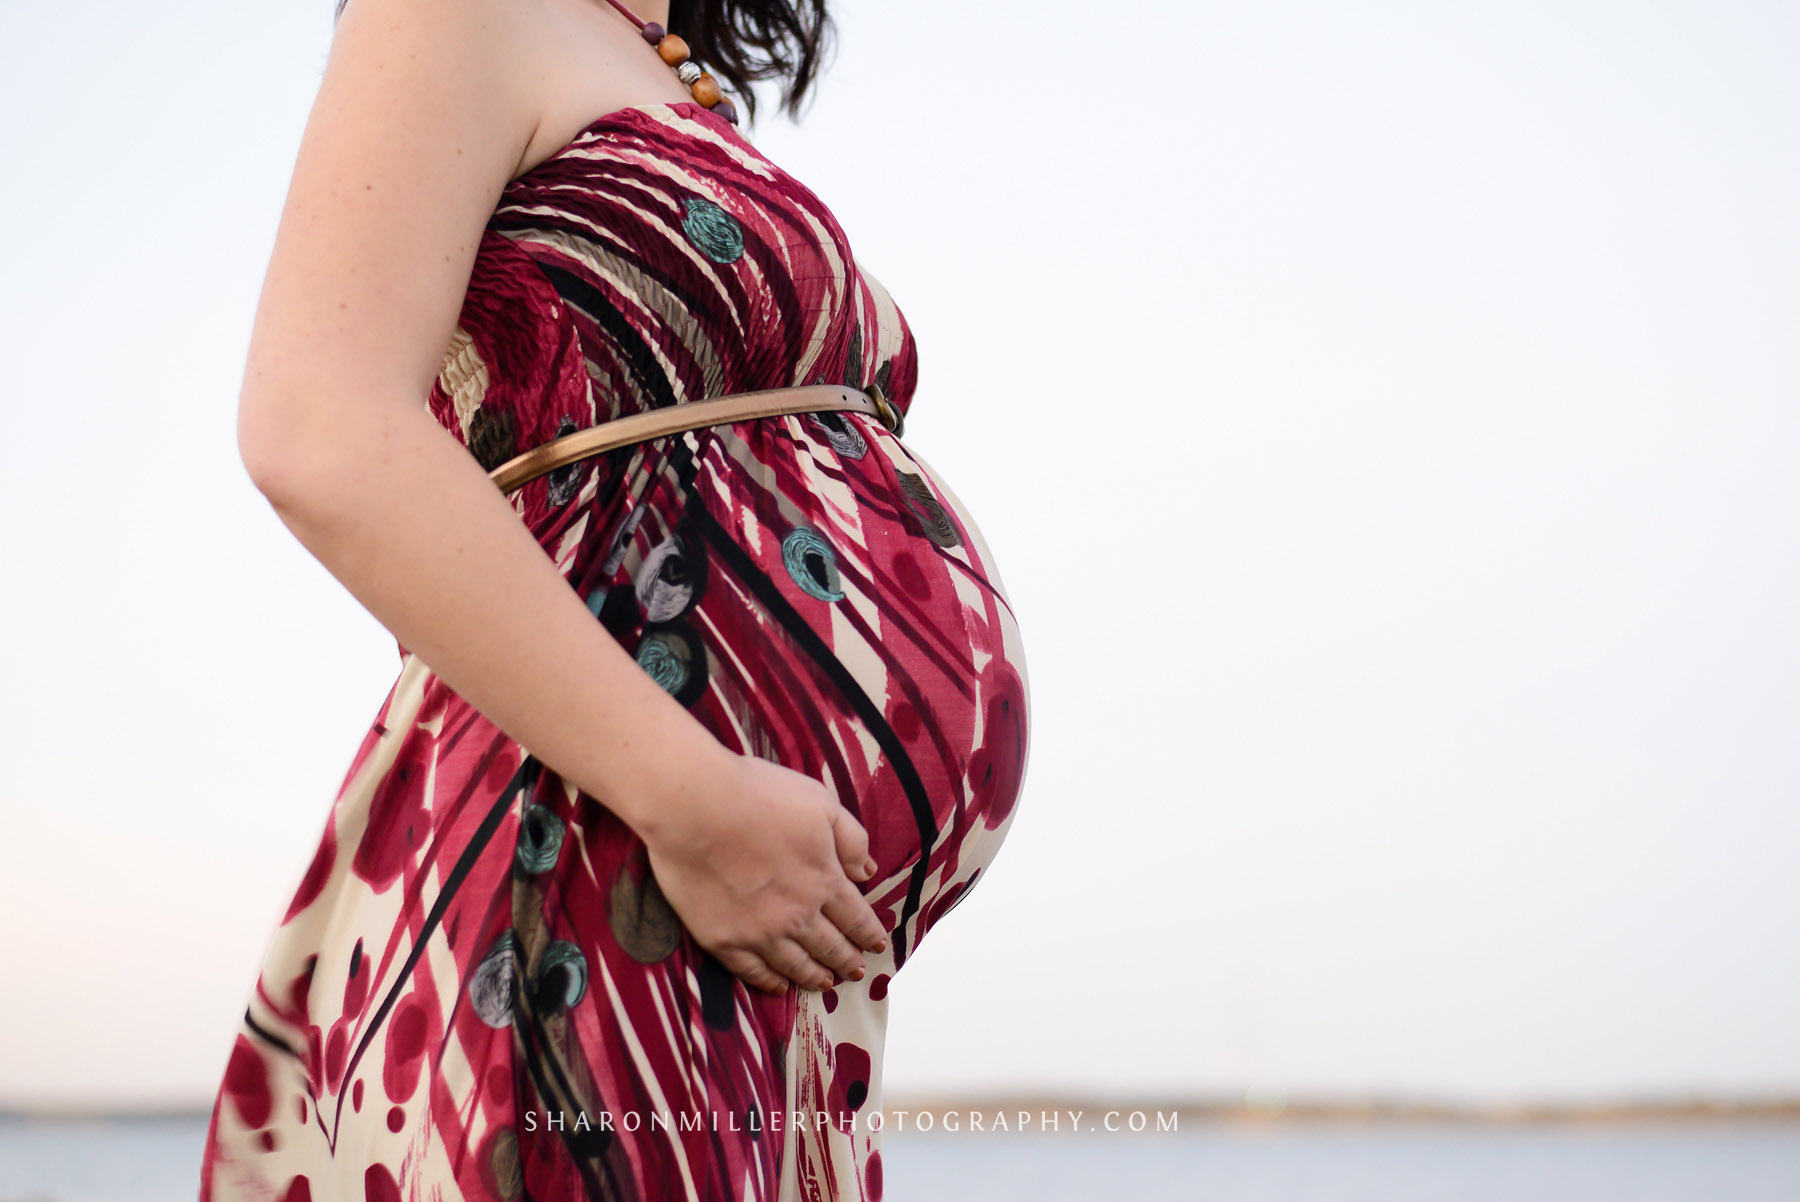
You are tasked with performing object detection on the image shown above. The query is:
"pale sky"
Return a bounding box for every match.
[2,0,1797,1110]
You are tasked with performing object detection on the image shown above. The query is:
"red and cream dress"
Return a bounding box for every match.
[200,99,1031,1202]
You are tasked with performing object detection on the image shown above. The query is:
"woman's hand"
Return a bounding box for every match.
[640,748,889,995]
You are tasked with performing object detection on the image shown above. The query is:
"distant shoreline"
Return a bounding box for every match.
[5,1096,1797,1125]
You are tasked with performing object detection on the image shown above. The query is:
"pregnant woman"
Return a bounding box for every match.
[198,0,1030,1198]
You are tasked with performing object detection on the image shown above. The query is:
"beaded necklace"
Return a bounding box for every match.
[598,0,741,126]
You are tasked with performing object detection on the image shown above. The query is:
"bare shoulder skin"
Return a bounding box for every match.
[509,0,698,180]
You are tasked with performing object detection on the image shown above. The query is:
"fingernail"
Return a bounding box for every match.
[863,856,877,876]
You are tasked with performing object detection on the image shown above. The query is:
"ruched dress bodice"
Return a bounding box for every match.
[426,99,918,546]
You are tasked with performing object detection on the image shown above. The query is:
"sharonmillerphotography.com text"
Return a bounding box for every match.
[521,1108,1180,1135]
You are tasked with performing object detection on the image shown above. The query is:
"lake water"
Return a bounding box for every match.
[2,1115,1796,1201]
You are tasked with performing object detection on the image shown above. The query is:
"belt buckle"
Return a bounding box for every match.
[867,381,904,437]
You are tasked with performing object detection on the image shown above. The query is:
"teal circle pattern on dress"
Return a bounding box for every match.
[681,196,744,264]
[633,621,708,707]
[782,527,846,602]
[535,940,589,1012]
[637,630,691,693]
[514,803,565,875]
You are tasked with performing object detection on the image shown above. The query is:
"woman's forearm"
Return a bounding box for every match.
[242,386,733,845]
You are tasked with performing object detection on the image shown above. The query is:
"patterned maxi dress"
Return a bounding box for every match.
[198,99,1030,1202]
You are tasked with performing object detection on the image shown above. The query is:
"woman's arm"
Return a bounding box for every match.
[238,0,885,994]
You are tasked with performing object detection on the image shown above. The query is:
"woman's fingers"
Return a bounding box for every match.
[796,909,865,982]
[822,880,890,955]
[637,753,894,995]
[766,934,840,993]
[712,944,791,996]
[828,802,877,881]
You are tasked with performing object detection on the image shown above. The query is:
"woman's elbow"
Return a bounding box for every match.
[237,384,349,508]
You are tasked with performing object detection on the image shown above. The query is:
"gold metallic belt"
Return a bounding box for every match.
[487,381,904,495]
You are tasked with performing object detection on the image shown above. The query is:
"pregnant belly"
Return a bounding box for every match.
[564,411,1031,962]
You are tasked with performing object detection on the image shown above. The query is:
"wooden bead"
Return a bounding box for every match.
[715,95,738,125]
[690,73,722,107]
[640,21,663,43]
[656,34,690,65]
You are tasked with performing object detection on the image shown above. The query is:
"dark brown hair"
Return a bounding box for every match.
[330,1,837,129]
[668,0,835,127]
